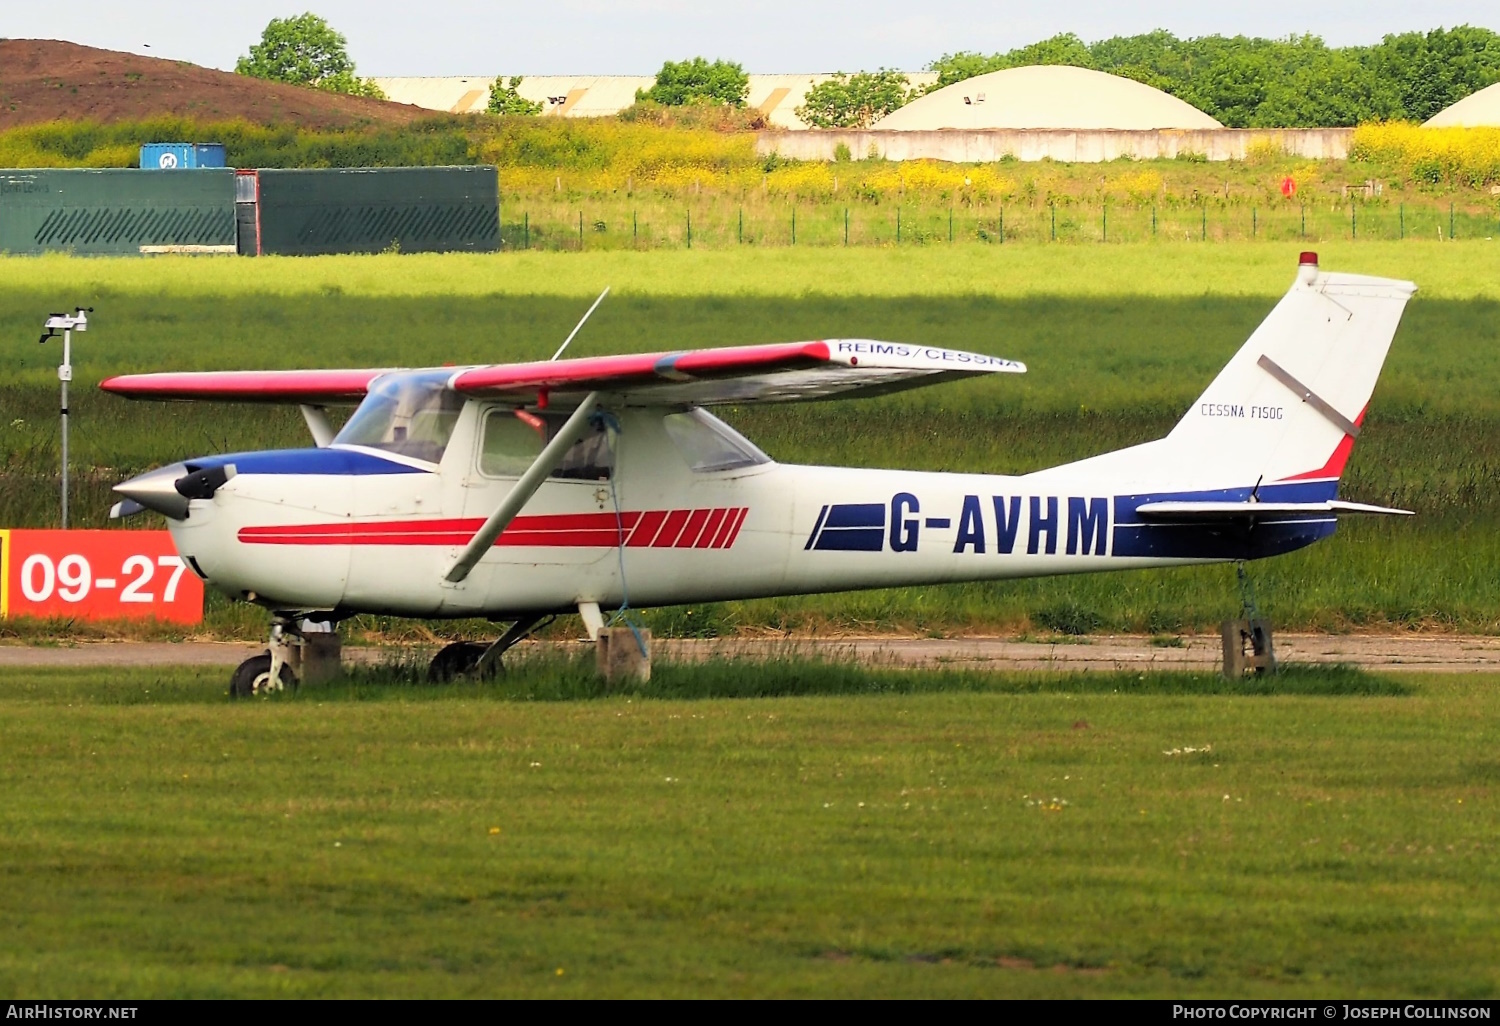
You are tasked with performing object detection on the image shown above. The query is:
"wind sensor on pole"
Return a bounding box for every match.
[38,307,93,530]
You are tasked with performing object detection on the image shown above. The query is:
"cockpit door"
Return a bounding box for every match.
[460,405,623,569]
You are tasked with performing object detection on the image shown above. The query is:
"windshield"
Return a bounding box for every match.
[333,372,463,464]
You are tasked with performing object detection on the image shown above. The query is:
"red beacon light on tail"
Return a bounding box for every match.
[1297,251,1319,285]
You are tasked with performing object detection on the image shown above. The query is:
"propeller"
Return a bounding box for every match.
[109,462,236,520]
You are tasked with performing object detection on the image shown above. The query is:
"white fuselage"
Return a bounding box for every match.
[166,404,1331,618]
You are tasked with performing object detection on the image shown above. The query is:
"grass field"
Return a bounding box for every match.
[0,659,1495,997]
[503,192,1500,251]
[2,243,1498,636]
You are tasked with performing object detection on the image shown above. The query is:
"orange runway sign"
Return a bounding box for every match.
[0,530,203,624]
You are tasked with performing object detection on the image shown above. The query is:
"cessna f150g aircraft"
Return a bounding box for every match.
[103,253,1414,694]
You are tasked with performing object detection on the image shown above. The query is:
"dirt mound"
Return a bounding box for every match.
[0,39,432,130]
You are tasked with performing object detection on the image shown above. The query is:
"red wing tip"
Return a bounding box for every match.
[1299,251,1318,266]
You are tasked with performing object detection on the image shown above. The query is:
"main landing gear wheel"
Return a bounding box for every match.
[230,654,298,697]
[428,641,496,683]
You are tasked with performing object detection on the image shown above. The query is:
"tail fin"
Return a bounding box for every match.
[1038,253,1415,494]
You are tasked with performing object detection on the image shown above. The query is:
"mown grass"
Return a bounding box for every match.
[1,244,1497,635]
[0,661,1492,997]
[325,651,1411,701]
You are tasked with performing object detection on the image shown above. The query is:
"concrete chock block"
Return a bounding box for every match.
[297,633,344,685]
[597,627,651,685]
[1221,618,1275,678]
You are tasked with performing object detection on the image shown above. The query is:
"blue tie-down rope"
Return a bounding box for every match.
[594,409,649,659]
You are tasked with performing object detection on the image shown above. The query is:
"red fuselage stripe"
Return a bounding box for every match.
[695,508,729,549]
[239,509,747,549]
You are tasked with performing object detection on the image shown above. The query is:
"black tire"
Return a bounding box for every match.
[230,654,297,698]
[427,641,498,683]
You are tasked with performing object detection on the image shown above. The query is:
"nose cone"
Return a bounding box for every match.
[112,462,189,520]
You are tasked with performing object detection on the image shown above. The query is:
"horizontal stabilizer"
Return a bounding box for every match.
[1135,500,1414,521]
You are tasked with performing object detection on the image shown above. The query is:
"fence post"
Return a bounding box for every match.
[687,209,692,249]
[791,205,796,246]
[1201,205,1206,241]
[1351,202,1357,240]
[897,208,901,244]
[1151,205,1156,236]
[949,208,953,243]
[738,207,743,245]
[1253,207,1257,238]
[999,208,1004,243]
[844,207,848,246]
[1300,204,1305,239]
[1399,204,1404,239]
[1102,202,1107,243]
[1050,202,1055,242]
[523,212,529,250]
[1450,202,1456,240]
[633,210,638,245]
[578,211,583,249]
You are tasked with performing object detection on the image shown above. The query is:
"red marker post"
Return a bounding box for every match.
[0,530,203,624]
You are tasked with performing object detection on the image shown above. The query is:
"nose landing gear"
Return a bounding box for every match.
[230,618,340,697]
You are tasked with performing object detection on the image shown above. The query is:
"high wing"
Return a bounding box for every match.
[99,340,1024,408]
[449,340,1024,406]
[100,368,394,405]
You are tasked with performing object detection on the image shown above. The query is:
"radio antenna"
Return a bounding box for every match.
[551,287,610,361]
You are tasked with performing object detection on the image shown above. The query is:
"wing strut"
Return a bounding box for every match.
[299,405,334,447]
[443,392,601,584]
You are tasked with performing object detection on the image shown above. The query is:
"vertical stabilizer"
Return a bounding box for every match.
[1033,254,1415,494]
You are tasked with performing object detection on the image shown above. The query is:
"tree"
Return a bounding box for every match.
[928,33,1096,90]
[487,76,542,116]
[237,13,385,99]
[639,57,749,107]
[1362,26,1500,122]
[797,70,915,128]
[925,27,1495,127]
[1007,32,1096,70]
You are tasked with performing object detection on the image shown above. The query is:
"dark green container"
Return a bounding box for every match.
[254,166,499,255]
[0,168,235,255]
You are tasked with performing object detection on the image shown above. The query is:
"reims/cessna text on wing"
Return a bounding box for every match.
[103,254,1415,694]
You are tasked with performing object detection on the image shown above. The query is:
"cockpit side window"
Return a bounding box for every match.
[477,407,615,481]
[480,409,546,476]
[332,373,464,464]
[550,420,613,480]
[663,409,770,472]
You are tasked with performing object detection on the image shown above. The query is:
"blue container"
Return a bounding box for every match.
[140,143,228,170]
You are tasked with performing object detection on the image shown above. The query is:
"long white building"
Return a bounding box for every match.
[372,73,939,129]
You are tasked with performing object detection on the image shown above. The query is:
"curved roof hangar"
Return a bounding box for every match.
[1424,81,1500,126]
[873,65,1223,131]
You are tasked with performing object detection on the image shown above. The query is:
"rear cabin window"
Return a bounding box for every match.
[663,409,770,472]
[478,408,615,480]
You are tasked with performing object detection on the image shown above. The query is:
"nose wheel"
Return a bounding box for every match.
[230,653,298,697]
[230,618,312,697]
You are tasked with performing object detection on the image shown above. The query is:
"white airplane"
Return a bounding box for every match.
[103,253,1414,694]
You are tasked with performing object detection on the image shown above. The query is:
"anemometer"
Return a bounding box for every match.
[38,307,93,529]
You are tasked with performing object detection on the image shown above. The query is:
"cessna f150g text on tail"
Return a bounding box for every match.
[102,254,1414,694]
